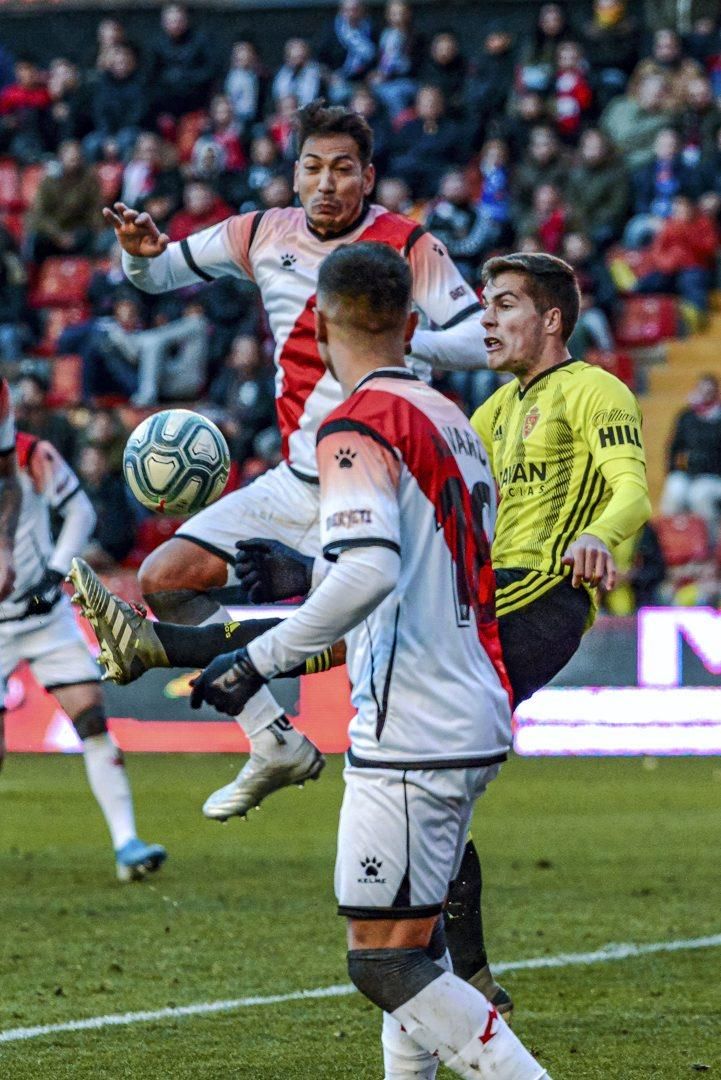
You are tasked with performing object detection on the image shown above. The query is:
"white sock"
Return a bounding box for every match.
[198,606,289,744]
[82,734,137,850]
[382,948,452,1080]
[392,971,548,1080]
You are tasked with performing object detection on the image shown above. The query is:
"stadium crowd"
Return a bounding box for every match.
[1,0,721,600]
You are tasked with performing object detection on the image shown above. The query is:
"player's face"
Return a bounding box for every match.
[481,272,551,377]
[295,135,375,236]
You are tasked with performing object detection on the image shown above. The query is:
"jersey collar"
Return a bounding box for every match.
[517,356,576,399]
[305,200,371,242]
[353,367,419,393]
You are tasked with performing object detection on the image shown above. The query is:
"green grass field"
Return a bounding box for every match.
[1,752,720,1079]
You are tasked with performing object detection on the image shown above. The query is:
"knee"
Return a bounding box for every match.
[348,948,435,1012]
[139,538,227,598]
[73,703,108,740]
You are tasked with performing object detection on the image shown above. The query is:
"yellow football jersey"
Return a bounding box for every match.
[471,359,646,615]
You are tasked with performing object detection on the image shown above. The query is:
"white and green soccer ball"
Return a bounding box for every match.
[123,409,230,517]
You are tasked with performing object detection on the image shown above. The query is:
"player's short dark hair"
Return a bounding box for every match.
[481,252,580,342]
[317,242,411,332]
[295,99,373,166]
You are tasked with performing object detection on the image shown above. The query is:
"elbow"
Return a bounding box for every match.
[638,491,652,528]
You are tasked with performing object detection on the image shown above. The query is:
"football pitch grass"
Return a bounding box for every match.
[1,753,720,1079]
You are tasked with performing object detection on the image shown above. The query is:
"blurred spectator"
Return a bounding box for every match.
[77,444,136,568]
[87,247,134,318]
[552,40,593,144]
[121,132,183,227]
[513,124,568,211]
[167,181,233,242]
[425,169,483,281]
[566,128,630,248]
[0,43,14,92]
[272,38,323,111]
[517,182,567,254]
[317,0,377,102]
[80,407,127,473]
[85,44,145,162]
[189,138,244,207]
[685,15,721,65]
[149,3,215,119]
[92,18,127,72]
[631,128,703,217]
[629,27,703,109]
[390,84,460,198]
[492,90,546,160]
[209,334,276,464]
[259,175,293,210]
[349,85,392,174]
[268,93,299,160]
[419,30,467,119]
[604,523,666,614]
[0,228,29,363]
[197,277,260,370]
[12,371,77,463]
[375,175,413,214]
[661,374,721,533]
[203,94,246,173]
[643,0,718,33]
[131,301,210,407]
[562,231,618,356]
[238,134,291,212]
[48,58,93,148]
[60,293,144,401]
[582,0,639,111]
[516,2,570,95]
[465,25,516,146]
[600,71,676,170]
[677,76,720,166]
[26,140,102,261]
[0,57,52,163]
[635,194,719,317]
[474,138,513,243]
[370,1,423,119]
[224,40,267,136]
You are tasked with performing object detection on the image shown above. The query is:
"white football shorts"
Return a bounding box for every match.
[0,594,99,706]
[176,461,323,568]
[335,762,501,919]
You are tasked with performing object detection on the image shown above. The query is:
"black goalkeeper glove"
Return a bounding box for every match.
[234,539,314,604]
[189,647,266,715]
[18,568,65,617]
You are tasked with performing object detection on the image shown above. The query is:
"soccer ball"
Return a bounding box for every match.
[123,409,230,517]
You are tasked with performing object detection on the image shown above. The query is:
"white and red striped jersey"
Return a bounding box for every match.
[316,368,512,768]
[0,378,15,453]
[123,204,482,478]
[0,433,81,621]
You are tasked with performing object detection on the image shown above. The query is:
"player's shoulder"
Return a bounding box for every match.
[233,205,305,249]
[365,204,425,250]
[565,359,639,405]
[15,431,39,469]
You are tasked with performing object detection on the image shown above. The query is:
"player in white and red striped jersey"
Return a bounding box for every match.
[103,100,488,821]
[0,429,166,882]
[0,378,20,604]
[188,243,549,1080]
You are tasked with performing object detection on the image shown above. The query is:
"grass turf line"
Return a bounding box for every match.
[1,753,720,1078]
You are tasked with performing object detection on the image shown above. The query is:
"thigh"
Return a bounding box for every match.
[335,767,473,920]
[175,462,322,562]
[498,578,590,704]
[22,599,100,692]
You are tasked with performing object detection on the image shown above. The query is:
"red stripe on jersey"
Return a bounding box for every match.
[321,387,513,704]
[276,212,420,461]
[15,431,38,471]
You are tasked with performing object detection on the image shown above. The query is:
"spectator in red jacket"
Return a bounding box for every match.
[0,57,52,162]
[517,181,567,254]
[167,180,233,242]
[553,41,593,144]
[635,194,719,315]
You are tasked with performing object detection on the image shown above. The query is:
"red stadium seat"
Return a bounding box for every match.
[0,211,25,243]
[0,159,21,211]
[30,257,93,308]
[176,110,208,163]
[653,514,710,567]
[34,304,89,355]
[614,295,680,348]
[585,349,635,389]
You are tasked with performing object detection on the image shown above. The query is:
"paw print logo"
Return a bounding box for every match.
[335,448,356,469]
[432,243,445,256]
[361,857,382,877]
[280,253,297,270]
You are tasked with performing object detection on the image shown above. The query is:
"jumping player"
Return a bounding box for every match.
[0,378,20,604]
[104,99,487,822]
[0,430,166,882]
[73,243,549,1079]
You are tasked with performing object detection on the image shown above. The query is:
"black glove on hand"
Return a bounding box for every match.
[18,568,65,617]
[189,647,266,715]
[234,539,314,604]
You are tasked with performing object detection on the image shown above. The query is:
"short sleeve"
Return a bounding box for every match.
[578,372,646,467]
[317,421,401,562]
[29,441,80,508]
[409,230,483,330]
[0,379,15,453]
